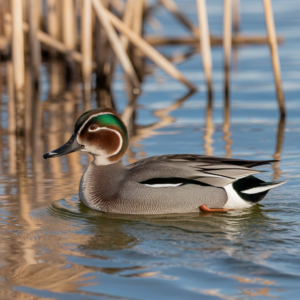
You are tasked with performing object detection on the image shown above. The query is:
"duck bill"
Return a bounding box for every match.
[43,134,83,159]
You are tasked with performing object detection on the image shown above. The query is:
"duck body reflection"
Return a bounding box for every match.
[44,107,286,214]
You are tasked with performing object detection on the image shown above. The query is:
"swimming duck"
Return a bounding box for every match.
[43,107,285,214]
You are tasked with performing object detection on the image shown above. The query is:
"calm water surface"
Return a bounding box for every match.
[1,0,300,299]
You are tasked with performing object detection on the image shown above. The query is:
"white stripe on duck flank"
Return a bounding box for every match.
[144,183,182,188]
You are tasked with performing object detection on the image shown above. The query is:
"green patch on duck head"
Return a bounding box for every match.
[75,108,129,152]
[75,108,109,132]
[75,108,121,132]
[88,114,128,138]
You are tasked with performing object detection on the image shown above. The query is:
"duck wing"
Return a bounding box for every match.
[127,154,277,187]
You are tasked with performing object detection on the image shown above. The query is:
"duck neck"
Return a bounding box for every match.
[92,155,116,166]
[79,159,125,211]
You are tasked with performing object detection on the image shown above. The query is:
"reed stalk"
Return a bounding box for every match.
[28,0,41,87]
[132,0,144,36]
[223,92,231,158]
[3,0,11,41]
[0,36,8,52]
[62,0,76,50]
[48,100,62,174]
[81,0,93,82]
[273,116,285,180]
[204,93,214,156]
[95,7,109,85]
[92,0,140,92]
[1,0,286,120]
[5,13,87,64]
[223,0,232,143]
[81,0,93,110]
[7,61,17,174]
[145,35,283,46]
[47,0,61,41]
[233,0,240,34]
[12,0,25,91]
[160,0,199,37]
[0,2,4,37]
[24,66,33,135]
[7,62,16,134]
[223,0,232,97]
[263,0,285,117]
[64,94,82,173]
[120,0,135,50]
[12,0,25,134]
[196,0,212,96]
[130,0,145,79]
[104,6,196,91]
[110,0,125,16]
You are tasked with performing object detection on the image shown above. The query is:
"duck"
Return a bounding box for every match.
[43,107,286,214]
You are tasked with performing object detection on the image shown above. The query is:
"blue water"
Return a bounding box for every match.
[0,0,300,299]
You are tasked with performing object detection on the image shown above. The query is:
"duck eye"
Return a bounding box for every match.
[89,124,98,131]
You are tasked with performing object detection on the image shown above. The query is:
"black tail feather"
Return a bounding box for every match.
[233,176,275,203]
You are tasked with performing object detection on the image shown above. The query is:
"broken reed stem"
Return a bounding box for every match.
[196,0,212,96]
[263,0,285,117]
[104,6,196,91]
[92,0,140,92]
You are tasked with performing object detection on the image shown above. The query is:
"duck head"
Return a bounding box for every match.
[43,108,129,165]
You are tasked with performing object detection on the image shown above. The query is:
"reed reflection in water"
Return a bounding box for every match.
[0,0,299,297]
[0,50,289,296]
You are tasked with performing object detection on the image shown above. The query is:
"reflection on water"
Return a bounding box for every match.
[0,59,298,300]
[273,116,285,181]
[1,1,300,299]
[203,93,214,156]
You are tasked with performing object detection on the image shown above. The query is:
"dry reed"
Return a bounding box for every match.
[0,0,286,136]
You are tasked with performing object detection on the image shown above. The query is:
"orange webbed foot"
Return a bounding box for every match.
[200,205,235,213]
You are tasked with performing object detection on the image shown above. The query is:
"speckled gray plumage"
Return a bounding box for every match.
[79,154,276,214]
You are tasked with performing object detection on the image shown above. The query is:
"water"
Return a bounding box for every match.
[1,0,300,299]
